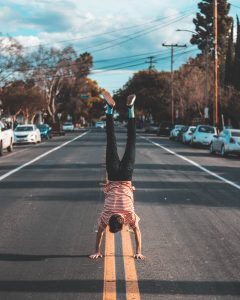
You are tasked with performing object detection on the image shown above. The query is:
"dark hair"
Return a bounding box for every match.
[109,214,124,233]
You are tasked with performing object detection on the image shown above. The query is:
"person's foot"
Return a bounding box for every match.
[127,94,136,107]
[100,91,115,107]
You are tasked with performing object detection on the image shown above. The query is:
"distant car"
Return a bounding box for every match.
[95,121,105,129]
[37,124,52,139]
[190,125,217,147]
[14,124,41,144]
[176,126,189,142]
[169,125,185,140]
[145,122,159,134]
[51,123,65,136]
[210,129,240,157]
[182,126,196,144]
[157,122,173,136]
[62,122,74,132]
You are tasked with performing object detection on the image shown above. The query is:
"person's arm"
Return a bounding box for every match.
[89,226,105,259]
[133,224,145,260]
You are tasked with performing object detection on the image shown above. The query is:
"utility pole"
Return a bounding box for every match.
[162,43,187,124]
[214,0,219,130]
[145,56,157,72]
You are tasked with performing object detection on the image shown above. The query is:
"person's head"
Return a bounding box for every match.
[109,214,124,233]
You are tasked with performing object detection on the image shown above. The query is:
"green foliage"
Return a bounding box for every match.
[191,0,232,58]
[114,70,171,122]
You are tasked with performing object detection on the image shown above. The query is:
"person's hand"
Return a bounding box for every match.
[89,252,103,259]
[134,253,145,260]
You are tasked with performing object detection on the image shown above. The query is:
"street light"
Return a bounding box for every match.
[176,29,210,122]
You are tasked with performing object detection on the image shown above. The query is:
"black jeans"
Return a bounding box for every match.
[106,115,136,181]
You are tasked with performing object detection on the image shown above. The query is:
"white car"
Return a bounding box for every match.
[95,121,105,129]
[182,126,196,144]
[190,125,217,147]
[62,122,74,132]
[170,125,185,140]
[14,124,41,144]
[210,129,240,157]
[0,121,14,156]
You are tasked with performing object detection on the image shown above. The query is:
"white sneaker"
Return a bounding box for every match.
[127,94,136,107]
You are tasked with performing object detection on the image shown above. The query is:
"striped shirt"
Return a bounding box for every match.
[98,181,140,229]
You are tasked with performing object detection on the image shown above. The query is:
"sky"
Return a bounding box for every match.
[0,0,240,92]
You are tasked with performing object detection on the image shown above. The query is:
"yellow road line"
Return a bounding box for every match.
[103,227,116,300]
[121,225,141,300]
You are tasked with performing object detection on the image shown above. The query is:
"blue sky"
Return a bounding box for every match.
[0,0,240,92]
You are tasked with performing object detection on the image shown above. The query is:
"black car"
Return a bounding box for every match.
[157,122,173,136]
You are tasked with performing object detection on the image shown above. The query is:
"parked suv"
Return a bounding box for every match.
[190,125,217,147]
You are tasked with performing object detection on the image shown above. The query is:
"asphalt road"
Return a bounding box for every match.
[0,128,239,300]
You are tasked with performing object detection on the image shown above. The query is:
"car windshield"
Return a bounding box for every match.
[64,123,73,126]
[37,125,48,129]
[198,126,215,133]
[190,127,196,132]
[231,130,240,137]
[15,126,33,132]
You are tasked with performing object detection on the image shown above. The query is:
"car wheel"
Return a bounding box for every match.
[221,145,227,157]
[209,143,215,154]
[190,140,195,148]
[0,141,3,156]
[7,139,13,153]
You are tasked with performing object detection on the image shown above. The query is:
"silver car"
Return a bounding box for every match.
[190,125,217,147]
[210,129,240,157]
[169,125,185,140]
[182,126,196,144]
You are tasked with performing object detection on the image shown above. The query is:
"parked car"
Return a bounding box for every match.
[95,121,105,129]
[51,123,65,136]
[176,126,189,142]
[37,124,52,139]
[62,122,74,132]
[14,124,41,144]
[157,122,173,136]
[169,125,185,140]
[0,121,14,156]
[145,122,159,134]
[190,125,217,147]
[210,128,240,157]
[182,126,196,144]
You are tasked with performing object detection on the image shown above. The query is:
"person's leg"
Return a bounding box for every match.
[106,114,121,180]
[100,91,120,181]
[120,95,136,181]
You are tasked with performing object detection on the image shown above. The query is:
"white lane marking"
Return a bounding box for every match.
[0,131,89,182]
[139,135,240,191]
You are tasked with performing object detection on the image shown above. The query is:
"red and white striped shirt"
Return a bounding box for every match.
[98,181,140,229]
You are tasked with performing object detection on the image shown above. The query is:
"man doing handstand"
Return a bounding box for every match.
[89,91,144,260]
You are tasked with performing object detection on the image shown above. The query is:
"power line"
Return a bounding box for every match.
[162,43,187,124]
[18,7,195,50]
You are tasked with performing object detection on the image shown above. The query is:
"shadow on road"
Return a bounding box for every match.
[0,279,239,295]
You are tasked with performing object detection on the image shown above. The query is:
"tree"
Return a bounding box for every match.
[0,35,25,85]
[114,70,171,122]
[224,21,234,86]
[191,0,232,60]
[234,16,240,90]
[1,80,47,122]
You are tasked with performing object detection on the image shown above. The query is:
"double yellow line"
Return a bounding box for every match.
[103,226,141,300]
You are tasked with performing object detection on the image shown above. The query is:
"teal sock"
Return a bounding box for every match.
[106,104,113,115]
[128,106,135,118]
